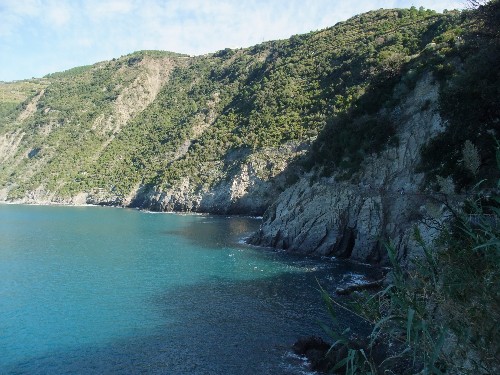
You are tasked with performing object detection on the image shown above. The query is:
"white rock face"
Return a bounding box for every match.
[251,74,445,263]
[131,142,307,215]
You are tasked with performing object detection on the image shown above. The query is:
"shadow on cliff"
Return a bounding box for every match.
[247,46,447,264]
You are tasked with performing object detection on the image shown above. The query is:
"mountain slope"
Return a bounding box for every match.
[0,8,467,219]
[2,6,498,263]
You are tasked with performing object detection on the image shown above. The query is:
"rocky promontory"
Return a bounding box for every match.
[251,74,446,264]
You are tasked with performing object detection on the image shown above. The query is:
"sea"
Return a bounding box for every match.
[0,204,376,374]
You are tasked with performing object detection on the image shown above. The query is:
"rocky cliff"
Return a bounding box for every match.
[251,74,446,263]
[128,141,307,215]
[1,8,484,264]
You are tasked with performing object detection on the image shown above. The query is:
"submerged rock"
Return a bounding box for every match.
[292,336,333,373]
[293,334,409,374]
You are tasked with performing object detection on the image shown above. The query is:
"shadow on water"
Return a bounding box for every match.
[3,264,377,375]
[161,215,261,250]
[1,208,381,374]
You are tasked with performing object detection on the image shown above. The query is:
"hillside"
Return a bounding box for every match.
[1,6,499,263]
[0,79,49,121]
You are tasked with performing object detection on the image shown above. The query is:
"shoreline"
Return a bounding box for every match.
[0,199,264,219]
[0,199,384,272]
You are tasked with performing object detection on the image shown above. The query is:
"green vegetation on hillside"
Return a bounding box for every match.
[0,79,49,121]
[0,7,478,204]
[419,1,500,191]
[2,52,164,198]
[318,3,500,373]
[309,8,466,178]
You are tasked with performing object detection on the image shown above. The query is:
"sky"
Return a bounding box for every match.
[0,0,465,82]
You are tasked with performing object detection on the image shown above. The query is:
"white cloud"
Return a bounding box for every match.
[77,37,94,48]
[85,0,134,19]
[0,0,41,36]
[0,0,42,17]
[0,13,19,37]
[0,0,468,81]
[46,2,71,27]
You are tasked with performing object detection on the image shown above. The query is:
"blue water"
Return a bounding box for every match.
[0,204,376,374]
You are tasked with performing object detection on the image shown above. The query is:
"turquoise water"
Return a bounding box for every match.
[0,204,375,374]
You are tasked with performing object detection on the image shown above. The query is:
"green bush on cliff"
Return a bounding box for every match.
[306,9,464,178]
[419,0,500,192]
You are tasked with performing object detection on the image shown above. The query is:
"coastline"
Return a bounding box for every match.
[0,199,264,219]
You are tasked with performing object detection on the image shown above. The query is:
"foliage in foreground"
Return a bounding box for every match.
[321,182,500,374]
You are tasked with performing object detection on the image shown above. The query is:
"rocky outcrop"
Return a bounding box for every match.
[130,142,308,215]
[2,73,450,266]
[293,334,410,374]
[251,74,446,264]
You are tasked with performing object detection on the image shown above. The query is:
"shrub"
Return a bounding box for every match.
[319,169,500,374]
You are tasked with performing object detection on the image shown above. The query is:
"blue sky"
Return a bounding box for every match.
[0,0,465,82]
